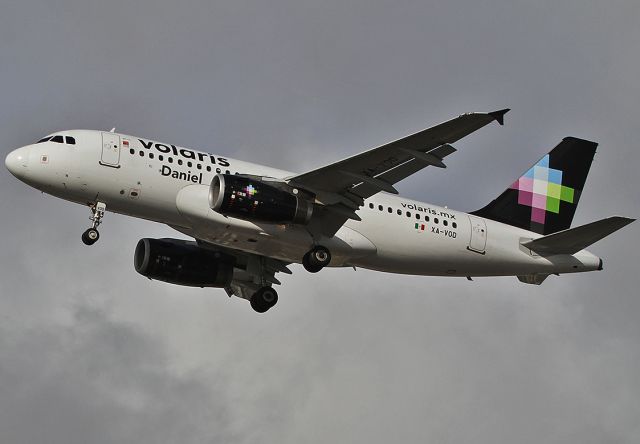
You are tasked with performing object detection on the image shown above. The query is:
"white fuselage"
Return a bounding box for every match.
[6,130,602,278]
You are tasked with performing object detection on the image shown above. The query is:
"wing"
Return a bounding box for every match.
[288,109,509,235]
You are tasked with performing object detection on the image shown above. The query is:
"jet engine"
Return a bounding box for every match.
[134,238,234,287]
[209,174,313,224]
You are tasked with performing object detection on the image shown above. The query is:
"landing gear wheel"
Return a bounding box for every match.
[250,287,279,313]
[302,254,323,273]
[302,245,331,273]
[81,228,100,245]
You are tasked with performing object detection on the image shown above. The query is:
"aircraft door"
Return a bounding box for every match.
[467,215,487,253]
[100,132,121,167]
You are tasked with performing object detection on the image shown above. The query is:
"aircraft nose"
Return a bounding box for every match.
[5,146,30,178]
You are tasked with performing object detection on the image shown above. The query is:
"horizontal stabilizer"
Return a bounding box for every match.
[522,216,635,255]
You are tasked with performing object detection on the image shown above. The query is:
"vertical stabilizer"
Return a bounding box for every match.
[472,137,597,235]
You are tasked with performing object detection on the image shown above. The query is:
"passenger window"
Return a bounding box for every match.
[51,135,64,143]
[452,222,457,229]
[65,136,76,145]
[388,207,392,213]
[187,161,192,167]
[178,159,183,165]
[216,168,221,174]
[406,211,411,217]
[149,153,154,159]
[206,166,211,172]
[159,155,164,161]
[129,149,135,155]
[168,157,173,163]
[369,203,374,209]
[416,214,420,219]
[197,164,202,170]
[225,170,230,174]
[434,218,439,224]
[425,216,430,222]
[443,220,448,226]
[139,151,144,156]
[397,209,402,215]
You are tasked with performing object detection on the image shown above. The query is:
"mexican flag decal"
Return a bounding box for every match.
[414,222,426,232]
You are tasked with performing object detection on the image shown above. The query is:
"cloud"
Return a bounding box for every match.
[0,304,232,444]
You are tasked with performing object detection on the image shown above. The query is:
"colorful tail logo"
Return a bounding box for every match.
[510,154,574,225]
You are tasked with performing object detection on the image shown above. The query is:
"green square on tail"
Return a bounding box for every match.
[547,182,561,199]
[546,196,560,213]
[560,185,574,203]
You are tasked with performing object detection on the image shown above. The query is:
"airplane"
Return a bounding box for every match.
[5,109,634,312]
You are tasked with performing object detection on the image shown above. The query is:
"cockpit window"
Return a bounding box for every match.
[36,134,77,145]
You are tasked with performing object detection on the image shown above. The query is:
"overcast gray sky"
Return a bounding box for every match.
[1,1,639,443]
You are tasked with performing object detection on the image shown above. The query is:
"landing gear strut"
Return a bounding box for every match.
[250,286,279,313]
[82,202,106,246]
[302,245,331,273]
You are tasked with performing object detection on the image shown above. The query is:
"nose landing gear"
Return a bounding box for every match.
[82,202,106,246]
[302,245,331,273]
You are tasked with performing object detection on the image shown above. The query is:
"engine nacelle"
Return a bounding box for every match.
[209,174,313,224]
[134,238,234,287]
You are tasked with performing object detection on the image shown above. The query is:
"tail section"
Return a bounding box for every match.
[472,137,598,234]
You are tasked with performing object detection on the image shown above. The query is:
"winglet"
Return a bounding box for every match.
[489,108,510,126]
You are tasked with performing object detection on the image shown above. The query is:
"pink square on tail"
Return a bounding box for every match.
[532,193,547,209]
[518,191,533,206]
[531,207,546,224]
[518,177,534,192]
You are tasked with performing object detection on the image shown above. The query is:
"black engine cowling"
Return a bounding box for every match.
[134,238,234,287]
[209,174,313,224]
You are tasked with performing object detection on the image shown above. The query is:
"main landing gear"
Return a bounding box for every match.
[302,245,331,273]
[250,286,279,313]
[82,202,106,246]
